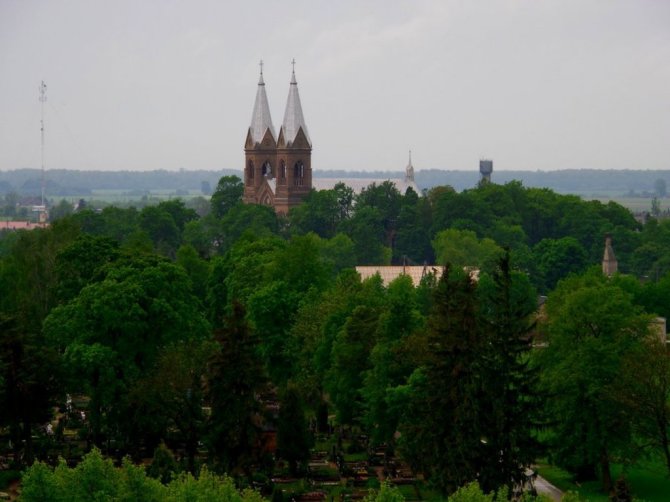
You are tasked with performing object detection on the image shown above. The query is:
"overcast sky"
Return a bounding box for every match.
[1,0,668,172]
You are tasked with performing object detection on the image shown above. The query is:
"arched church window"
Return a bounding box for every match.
[262,161,272,178]
[293,161,304,186]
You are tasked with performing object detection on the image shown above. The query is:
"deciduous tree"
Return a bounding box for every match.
[539,271,651,491]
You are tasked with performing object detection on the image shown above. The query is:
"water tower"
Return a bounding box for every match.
[479,159,493,184]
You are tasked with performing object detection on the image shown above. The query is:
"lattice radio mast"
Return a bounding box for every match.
[39,80,47,210]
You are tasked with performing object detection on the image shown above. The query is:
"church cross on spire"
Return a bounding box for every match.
[259,59,264,75]
[291,58,296,73]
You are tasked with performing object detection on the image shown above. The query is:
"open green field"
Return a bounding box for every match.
[559,190,667,213]
[587,196,660,213]
[46,189,208,207]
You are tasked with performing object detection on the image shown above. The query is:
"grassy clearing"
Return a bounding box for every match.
[537,456,670,502]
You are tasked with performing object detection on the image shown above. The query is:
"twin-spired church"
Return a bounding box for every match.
[243,62,419,214]
[243,63,312,214]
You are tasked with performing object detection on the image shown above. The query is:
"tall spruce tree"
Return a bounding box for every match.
[398,257,540,495]
[398,264,484,494]
[476,255,541,493]
[205,301,265,474]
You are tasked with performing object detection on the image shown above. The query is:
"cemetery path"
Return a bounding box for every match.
[534,475,563,501]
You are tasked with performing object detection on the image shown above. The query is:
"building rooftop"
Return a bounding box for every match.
[356,265,444,286]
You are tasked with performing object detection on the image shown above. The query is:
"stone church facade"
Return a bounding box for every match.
[243,63,312,214]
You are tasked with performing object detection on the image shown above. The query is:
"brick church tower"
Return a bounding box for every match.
[243,61,312,213]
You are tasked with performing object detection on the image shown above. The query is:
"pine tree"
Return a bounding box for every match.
[399,265,485,494]
[476,254,541,493]
[205,301,265,474]
[398,257,541,495]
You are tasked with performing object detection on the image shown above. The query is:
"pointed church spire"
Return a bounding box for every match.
[281,59,311,146]
[249,60,276,144]
[602,233,618,277]
[405,150,415,182]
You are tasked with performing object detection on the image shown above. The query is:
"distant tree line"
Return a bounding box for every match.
[1,167,669,198]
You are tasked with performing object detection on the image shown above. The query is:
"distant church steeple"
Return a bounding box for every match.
[602,233,618,277]
[405,150,415,183]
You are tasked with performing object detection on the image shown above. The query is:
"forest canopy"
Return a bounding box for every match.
[1,177,670,500]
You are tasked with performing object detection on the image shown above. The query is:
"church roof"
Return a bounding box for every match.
[356,266,444,287]
[280,67,311,147]
[266,177,276,194]
[249,70,276,144]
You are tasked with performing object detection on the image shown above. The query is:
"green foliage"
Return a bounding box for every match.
[147,442,180,484]
[326,304,379,425]
[166,467,265,502]
[248,280,300,384]
[55,234,119,302]
[433,228,503,272]
[19,448,263,502]
[397,258,540,495]
[6,176,670,496]
[0,315,61,465]
[218,204,278,254]
[394,193,433,263]
[0,220,79,332]
[205,301,266,474]
[287,269,363,404]
[356,181,402,241]
[71,206,139,245]
[612,338,670,474]
[277,383,312,475]
[43,255,209,445]
[341,206,389,265]
[20,448,164,502]
[363,481,405,502]
[210,175,244,218]
[533,237,589,292]
[288,188,341,238]
[176,243,210,300]
[362,274,423,444]
[131,340,211,471]
[49,199,74,221]
[539,271,652,491]
[448,481,496,502]
[398,266,484,493]
[320,233,356,274]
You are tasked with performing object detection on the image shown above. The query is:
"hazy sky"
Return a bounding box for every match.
[1,0,669,172]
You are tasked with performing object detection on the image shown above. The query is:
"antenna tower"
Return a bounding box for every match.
[39,80,47,208]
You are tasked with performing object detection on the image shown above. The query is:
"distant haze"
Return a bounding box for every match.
[1,0,668,172]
